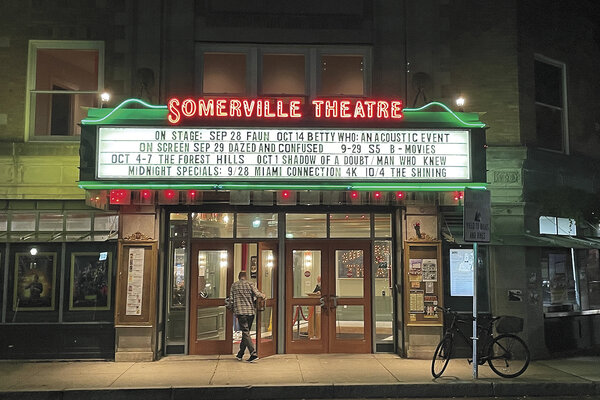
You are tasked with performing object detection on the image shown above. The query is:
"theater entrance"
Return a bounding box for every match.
[189,240,278,357]
[285,240,372,353]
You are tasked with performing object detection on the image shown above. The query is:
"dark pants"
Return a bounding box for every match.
[236,314,256,356]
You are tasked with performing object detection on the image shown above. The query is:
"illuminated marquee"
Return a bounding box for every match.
[167,97,403,124]
[97,127,471,181]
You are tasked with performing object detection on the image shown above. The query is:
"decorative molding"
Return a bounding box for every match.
[124,231,153,240]
[492,170,521,184]
[406,233,436,241]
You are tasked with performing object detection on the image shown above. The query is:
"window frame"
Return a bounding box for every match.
[195,43,371,98]
[534,54,569,154]
[25,40,105,141]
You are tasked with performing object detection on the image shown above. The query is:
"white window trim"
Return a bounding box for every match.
[195,43,372,98]
[25,40,105,141]
[534,54,569,155]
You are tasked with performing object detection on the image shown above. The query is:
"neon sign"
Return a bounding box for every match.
[167,97,403,124]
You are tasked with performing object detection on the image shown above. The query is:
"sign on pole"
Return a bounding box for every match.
[463,188,490,380]
[463,188,490,243]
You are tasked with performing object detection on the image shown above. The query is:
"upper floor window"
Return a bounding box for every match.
[539,216,577,236]
[534,55,568,153]
[320,54,365,96]
[26,41,104,140]
[196,45,370,98]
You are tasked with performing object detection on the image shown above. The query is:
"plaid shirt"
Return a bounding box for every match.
[230,279,264,316]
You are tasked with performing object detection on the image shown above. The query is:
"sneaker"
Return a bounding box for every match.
[236,352,243,361]
[247,354,259,363]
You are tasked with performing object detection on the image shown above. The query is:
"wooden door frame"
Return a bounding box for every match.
[285,239,373,354]
[285,240,329,353]
[189,241,234,355]
[327,240,372,353]
[256,241,278,358]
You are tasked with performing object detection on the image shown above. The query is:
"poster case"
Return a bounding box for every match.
[404,241,443,326]
[13,252,57,311]
[69,252,112,310]
[115,240,157,326]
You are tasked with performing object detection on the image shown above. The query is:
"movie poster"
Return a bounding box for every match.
[13,252,57,311]
[70,252,111,310]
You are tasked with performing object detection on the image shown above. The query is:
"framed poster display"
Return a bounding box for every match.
[403,241,442,326]
[115,240,157,326]
[13,252,57,311]
[405,215,438,241]
[69,252,112,310]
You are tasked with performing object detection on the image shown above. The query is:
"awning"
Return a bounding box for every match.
[443,226,600,249]
[491,234,600,248]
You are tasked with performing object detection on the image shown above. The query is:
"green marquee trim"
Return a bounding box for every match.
[81,98,486,128]
[81,98,167,125]
[403,101,486,128]
[79,180,487,192]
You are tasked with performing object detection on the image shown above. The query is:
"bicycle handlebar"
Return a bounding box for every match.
[435,305,502,324]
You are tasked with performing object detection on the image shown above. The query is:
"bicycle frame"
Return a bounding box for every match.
[443,311,494,364]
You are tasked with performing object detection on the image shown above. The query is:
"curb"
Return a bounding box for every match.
[1,381,598,400]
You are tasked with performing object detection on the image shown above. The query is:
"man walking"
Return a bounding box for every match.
[229,271,265,362]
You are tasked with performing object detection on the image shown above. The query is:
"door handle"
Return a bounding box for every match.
[257,298,266,311]
[319,296,326,308]
[330,296,338,310]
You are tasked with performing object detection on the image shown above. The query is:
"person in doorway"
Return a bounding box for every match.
[313,275,321,294]
[229,271,265,362]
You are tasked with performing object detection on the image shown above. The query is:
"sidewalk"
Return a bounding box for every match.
[1,354,599,399]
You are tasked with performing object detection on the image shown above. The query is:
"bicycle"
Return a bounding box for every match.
[431,306,530,379]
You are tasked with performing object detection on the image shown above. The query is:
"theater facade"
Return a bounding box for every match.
[78,97,486,360]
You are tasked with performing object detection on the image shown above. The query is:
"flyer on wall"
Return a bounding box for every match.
[126,248,145,316]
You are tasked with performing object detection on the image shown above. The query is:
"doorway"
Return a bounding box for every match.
[285,240,372,353]
[189,241,278,356]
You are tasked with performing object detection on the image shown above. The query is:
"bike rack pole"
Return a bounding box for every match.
[472,242,478,379]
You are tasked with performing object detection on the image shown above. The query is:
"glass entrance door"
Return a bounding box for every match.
[189,242,233,354]
[256,242,278,357]
[286,240,372,353]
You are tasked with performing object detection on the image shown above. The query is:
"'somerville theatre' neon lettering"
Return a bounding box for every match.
[167,98,403,124]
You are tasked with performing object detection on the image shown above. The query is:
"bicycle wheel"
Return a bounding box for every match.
[431,336,453,378]
[487,334,530,378]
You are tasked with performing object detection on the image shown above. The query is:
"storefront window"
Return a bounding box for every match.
[0,213,7,231]
[170,213,188,238]
[10,213,36,232]
[166,239,187,346]
[192,213,233,238]
[286,214,326,238]
[330,214,370,238]
[94,214,118,231]
[38,213,63,232]
[374,214,392,238]
[66,213,91,231]
[237,213,278,238]
[576,249,600,311]
[541,249,577,312]
[374,240,393,344]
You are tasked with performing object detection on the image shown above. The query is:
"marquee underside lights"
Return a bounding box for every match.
[167,98,403,124]
[80,181,487,192]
